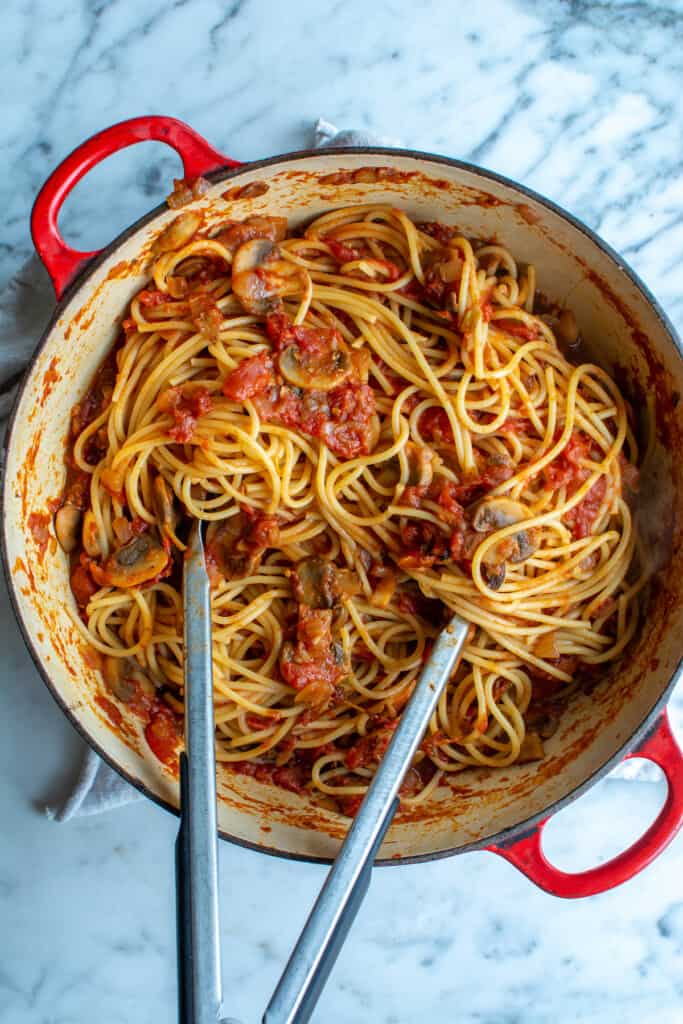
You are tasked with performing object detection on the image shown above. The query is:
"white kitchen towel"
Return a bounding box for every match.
[0,120,672,821]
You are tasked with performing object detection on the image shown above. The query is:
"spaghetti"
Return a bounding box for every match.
[57,200,642,815]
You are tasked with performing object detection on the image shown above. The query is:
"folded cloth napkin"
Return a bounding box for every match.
[0,120,674,820]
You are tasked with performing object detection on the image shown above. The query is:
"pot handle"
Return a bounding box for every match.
[31,115,240,299]
[488,709,683,898]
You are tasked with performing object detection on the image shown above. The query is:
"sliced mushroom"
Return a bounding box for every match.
[213,214,287,253]
[279,338,352,391]
[232,238,279,277]
[152,210,203,256]
[482,562,506,590]
[508,527,538,563]
[517,731,545,764]
[102,655,137,703]
[153,475,176,538]
[472,497,527,533]
[54,504,82,553]
[102,655,157,703]
[472,496,538,567]
[292,556,341,609]
[82,509,102,558]
[403,442,434,487]
[232,270,284,315]
[231,238,303,315]
[90,531,169,588]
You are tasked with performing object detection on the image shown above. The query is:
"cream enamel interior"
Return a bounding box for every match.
[4,150,683,863]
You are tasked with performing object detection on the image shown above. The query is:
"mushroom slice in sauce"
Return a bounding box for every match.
[472,496,527,532]
[291,556,341,609]
[213,215,287,254]
[90,531,169,588]
[482,561,506,590]
[472,496,538,567]
[152,210,203,256]
[232,238,279,277]
[102,655,157,704]
[231,246,284,315]
[278,336,352,391]
[54,504,82,553]
[231,238,303,315]
[403,441,434,487]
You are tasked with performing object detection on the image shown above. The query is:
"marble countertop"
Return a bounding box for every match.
[2,1,683,1021]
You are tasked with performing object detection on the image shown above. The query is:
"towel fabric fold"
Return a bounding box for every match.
[0,120,669,821]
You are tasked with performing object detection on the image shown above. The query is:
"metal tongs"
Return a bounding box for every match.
[176,521,226,1024]
[177,519,469,1023]
[263,614,469,1024]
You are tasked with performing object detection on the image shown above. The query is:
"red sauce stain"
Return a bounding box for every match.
[222,180,269,201]
[105,260,131,281]
[82,645,103,671]
[65,258,141,341]
[96,694,123,728]
[19,428,42,521]
[517,203,541,225]
[145,704,181,769]
[13,556,35,591]
[27,511,52,562]
[49,626,78,678]
[39,356,61,407]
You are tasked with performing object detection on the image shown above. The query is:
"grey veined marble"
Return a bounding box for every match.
[1,1,682,1022]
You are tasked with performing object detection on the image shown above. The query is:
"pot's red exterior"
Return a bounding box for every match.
[31,115,239,299]
[488,710,683,897]
[24,115,683,895]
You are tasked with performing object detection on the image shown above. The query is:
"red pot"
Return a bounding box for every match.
[4,116,683,897]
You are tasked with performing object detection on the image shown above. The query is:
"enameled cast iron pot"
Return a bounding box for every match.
[4,116,683,897]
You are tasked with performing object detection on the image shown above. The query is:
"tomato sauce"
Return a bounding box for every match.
[564,476,608,539]
[222,353,275,400]
[95,695,123,728]
[325,238,363,263]
[494,319,540,341]
[232,759,309,795]
[158,386,213,443]
[28,511,52,562]
[144,704,181,768]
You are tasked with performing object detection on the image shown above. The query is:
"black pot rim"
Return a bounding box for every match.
[3,143,682,868]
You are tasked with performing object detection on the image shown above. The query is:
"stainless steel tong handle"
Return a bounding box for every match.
[263,615,470,1024]
[177,521,223,1024]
